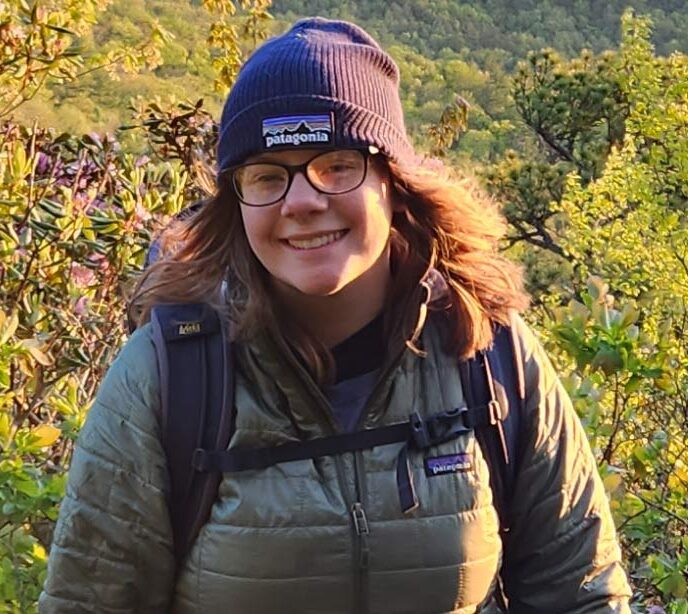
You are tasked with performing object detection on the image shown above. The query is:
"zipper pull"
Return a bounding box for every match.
[351,502,370,535]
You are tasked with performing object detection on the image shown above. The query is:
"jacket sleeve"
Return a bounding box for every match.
[39,325,175,613]
[502,315,632,613]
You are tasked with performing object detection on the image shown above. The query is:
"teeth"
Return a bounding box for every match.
[287,231,345,250]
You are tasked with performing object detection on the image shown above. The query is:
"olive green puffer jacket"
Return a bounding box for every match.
[39,313,631,613]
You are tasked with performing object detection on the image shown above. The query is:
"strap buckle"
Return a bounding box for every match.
[409,407,469,449]
[191,448,211,472]
[409,412,431,448]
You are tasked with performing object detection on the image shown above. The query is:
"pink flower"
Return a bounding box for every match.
[35,152,51,175]
[135,202,152,223]
[74,296,89,316]
[72,193,89,212]
[70,263,95,288]
[87,253,110,272]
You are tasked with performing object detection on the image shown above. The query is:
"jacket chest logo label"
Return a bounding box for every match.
[424,453,472,477]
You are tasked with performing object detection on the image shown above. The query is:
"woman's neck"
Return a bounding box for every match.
[272,257,392,348]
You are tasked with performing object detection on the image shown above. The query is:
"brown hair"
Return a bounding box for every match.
[128,158,528,383]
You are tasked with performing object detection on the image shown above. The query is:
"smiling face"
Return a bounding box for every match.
[237,148,398,305]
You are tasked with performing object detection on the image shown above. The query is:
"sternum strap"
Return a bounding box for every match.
[192,406,496,512]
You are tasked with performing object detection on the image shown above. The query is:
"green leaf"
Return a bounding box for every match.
[44,24,77,35]
[655,373,676,393]
[674,601,688,614]
[12,145,27,177]
[29,424,61,448]
[586,276,609,301]
[661,570,687,598]
[591,346,623,375]
[618,302,639,328]
[0,413,10,449]
[14,479,40,497]
[624,374,643,393]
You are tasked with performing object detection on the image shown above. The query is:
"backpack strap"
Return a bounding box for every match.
[193,405,482,471]
[459,323,525,533]
[151,304,525,574]
[150,303,235,568]
[459,322,526,610]
[191,323,525,519]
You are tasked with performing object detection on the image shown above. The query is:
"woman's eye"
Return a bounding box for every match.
[257,174,282,182]
[249,172,283,185]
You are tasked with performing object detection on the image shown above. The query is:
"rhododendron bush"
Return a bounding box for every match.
[0,117,197,607]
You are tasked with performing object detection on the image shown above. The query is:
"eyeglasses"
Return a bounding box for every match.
[230,149,372,207]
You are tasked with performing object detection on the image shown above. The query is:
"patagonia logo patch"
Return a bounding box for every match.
[424,453,472,477]
[262,113,334,148]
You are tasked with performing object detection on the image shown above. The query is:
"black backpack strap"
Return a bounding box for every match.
[149,304,525,573]
[459,322,526,611]
[459,323,525,532]
[193,401,505,515]
[151,303,235,568]
[488,324,526,503]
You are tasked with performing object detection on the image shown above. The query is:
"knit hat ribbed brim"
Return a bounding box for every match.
[216,17,414,173]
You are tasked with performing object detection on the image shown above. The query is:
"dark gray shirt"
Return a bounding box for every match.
[324,315,385,433]
[325,369,380,432]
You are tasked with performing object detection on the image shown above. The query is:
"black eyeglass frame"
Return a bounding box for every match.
[227,147,377,207]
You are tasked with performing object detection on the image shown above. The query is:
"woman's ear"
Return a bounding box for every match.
[385,178,406,213]
[375,156,406,213]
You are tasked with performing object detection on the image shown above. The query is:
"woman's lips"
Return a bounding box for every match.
[283,229,348,250]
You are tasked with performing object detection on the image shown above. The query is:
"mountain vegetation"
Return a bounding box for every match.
[12,0,688,145]
[1,1,687,611]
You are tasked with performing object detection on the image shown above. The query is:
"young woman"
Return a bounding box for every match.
[40,18,631,613]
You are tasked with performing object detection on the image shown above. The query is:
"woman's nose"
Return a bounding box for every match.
[280,172,328,217]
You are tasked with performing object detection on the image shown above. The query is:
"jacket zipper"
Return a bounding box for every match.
[272,331,414,614]
[351,452,370,614]
[347,344,410,614]
[271,335,370,613]
[351,501,370,601]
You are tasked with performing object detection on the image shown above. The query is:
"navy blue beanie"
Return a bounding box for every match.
[216,17,414,174]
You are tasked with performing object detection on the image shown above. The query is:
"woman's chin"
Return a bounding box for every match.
[274,273,349,300]
[292,280,347,298]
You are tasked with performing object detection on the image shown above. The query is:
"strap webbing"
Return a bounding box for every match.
[193,422,410,472]
[151,302,526,574]
[151,303,233,567]
[487,325,524,498]
[190,403,505,474]
[191,404,500,515]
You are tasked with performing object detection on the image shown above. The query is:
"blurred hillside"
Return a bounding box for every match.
[12,0,688,143]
